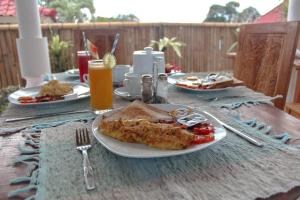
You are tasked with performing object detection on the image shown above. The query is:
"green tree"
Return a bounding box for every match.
[225,1,240,22]
[204,1,260,23]
[205,5,227,22]
[115,14,139,22]
[239,7,261,22]
[94,14,139,22]
[39,0,95,22]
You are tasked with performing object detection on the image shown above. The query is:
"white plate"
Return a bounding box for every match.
[114,87,139,101]
[8,83,90,106]
[65,69,79,77]
[92,104,227,158]
[168,72,231,92]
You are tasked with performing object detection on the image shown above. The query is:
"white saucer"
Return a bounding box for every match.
[114,87,140,101]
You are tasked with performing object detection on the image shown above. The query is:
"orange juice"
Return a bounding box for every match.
[88,60,113,111]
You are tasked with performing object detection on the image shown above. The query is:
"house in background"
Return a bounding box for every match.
[255,3,287,23]
[0,0,56,24]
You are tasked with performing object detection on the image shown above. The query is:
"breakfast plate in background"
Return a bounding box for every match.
[168,72,243,92]
[8,82,90,106]
[65,68,79,78]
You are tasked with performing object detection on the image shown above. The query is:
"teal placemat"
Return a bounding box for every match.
[8,108,300,200]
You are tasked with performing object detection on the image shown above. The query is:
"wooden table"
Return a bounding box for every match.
[1,103,300,200]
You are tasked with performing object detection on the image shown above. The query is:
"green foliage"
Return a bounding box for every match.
[0,86,18,113]
[239,7,261,22]
[204,1,260,23]
[149,37,185,58]
[49,33,71,72]
[282,0,288,17]
[39,0,95,22]
[94,14,139,22]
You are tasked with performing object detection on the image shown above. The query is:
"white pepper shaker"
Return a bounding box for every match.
[156,73,168,103]
[141,74,153,103]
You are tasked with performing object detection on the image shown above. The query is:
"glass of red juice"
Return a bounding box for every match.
[77,51,91,82]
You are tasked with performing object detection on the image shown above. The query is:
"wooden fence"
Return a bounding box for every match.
[0,22,241,88]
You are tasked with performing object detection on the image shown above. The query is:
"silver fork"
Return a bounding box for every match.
[75,128,95,190]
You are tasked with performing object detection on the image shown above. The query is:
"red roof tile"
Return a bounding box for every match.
[0,0,16,16]
[255,4,286,23]
[0,0,56,19]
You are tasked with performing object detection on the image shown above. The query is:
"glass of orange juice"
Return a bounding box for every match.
[88,60,113,114]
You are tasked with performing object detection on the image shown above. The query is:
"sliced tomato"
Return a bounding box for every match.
[176,83,187,87]
[193,126,214,135]
[18,96,34,101]
[191,134,215,145]
[20,99,37,104]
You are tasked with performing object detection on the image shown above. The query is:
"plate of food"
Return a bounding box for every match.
[8,80,90,105]
[168,72,243,92]
[92,100,226,158]
[65,68,79,77]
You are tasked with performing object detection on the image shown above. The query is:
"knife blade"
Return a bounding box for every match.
[202,111,264,147]
[5,109,91,123]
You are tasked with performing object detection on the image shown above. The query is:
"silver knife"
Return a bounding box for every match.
[203,111,264,147]
[5,109,91,123]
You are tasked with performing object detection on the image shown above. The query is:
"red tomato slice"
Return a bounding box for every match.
[193,126,214,135]
[191,134,215,145]
[176,83,187,87]
[20,99,37,104]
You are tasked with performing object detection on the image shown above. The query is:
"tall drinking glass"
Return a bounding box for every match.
[88,60,113,114]
[77,51,91,82]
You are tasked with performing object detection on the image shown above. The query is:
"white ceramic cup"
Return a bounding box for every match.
[123,72,141,97]
[113,65,131,83]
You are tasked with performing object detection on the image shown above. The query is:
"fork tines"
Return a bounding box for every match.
[76,128,91,146]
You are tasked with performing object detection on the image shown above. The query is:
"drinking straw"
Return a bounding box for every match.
[111,33,120,55]
[82,31,88,54]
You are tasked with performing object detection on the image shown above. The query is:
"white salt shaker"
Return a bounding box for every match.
[156,73,168,103]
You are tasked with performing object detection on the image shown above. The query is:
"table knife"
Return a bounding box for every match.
[203,111,264,147]
[5,109,91,123]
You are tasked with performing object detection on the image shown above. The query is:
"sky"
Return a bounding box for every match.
[93,0,283,22]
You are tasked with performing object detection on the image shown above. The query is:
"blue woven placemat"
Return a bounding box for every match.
[8,108,300,200]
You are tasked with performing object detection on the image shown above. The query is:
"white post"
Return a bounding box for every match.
[15,0,51,87]
[286,0,300,102]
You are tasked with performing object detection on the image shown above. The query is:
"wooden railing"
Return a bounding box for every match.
[0,22,241,88]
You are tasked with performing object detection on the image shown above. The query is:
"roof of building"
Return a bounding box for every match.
[0,0,15,16]
[255,3,286,23]
[0,0,56,18]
